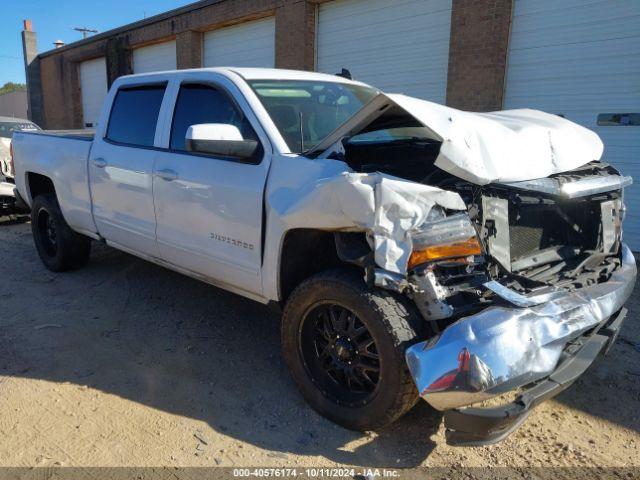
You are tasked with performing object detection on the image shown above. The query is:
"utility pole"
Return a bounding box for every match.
[73,27,98,39]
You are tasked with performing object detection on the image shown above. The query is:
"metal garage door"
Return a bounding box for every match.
[203,17,275,67]
[79,57,108,129]
[504,0,640,249]
[316,0,452,102]
[132,41,177,73]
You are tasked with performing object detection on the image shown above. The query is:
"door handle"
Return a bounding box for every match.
[155,168,178,181]
[92,158,107,168]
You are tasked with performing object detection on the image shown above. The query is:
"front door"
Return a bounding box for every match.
[153,80,270,296]
[89,83,167,257]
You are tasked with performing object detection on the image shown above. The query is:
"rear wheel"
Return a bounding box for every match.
[281,269,425,431]
[31,193,91,272]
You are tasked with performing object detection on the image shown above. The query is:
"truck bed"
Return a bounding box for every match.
[23,129,95,141]
[12,128,97,237]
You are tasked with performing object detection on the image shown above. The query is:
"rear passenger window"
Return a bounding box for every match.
[106,84,166,147]
[170,83,258,152]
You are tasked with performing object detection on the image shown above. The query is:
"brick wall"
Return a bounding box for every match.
[276,0,316,70]
[31,0,515,128]
[35,0,291,129]
[176,31,203,70]
[446,0,513,112]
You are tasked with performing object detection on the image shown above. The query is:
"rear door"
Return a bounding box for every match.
[152,73,271,297]
[89,82,167,257]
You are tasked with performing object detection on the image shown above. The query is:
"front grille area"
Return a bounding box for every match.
[508,199,603,261]
[509,224,545,260]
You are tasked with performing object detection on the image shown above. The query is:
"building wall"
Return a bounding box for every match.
[446,0,513,111]
[29,0,513,129]
[0,90,28,119]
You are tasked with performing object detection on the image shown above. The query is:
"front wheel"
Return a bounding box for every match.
[31,193,91,272]
[281,269,425,431]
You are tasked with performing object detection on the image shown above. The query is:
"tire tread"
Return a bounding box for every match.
[282,268,426,430]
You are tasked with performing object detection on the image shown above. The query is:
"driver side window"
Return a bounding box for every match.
[170,83,258,151]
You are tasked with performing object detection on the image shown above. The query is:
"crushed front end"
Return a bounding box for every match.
[401,163,636,445]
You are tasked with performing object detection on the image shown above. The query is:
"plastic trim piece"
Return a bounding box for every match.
[502,175,632,198]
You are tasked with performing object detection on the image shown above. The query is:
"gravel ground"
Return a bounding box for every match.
[0,217,638,468]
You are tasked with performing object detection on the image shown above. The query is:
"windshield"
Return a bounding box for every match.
[0,121,39,139]
[248,80,377,153]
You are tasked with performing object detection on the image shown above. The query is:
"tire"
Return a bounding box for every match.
[281,268,426,431]
[31,193,91,272]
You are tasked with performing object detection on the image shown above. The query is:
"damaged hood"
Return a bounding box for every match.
[310,93,604,185]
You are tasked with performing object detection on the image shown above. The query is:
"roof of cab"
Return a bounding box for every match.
[119,67,372,87]
[0,116,33,123]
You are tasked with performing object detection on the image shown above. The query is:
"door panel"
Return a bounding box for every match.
[89,143,159,256]
[153,151,267,294]
[89,84,166,257]
[153,82,269,295]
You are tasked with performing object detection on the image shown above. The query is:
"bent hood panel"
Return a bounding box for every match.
[312,93,604,185]
[388,94,604,185]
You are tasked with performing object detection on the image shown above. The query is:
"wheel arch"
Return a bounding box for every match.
[26,172,56,204]
[278,229,373,304]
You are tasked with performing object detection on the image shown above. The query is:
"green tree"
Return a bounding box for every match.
[0,82,27,96]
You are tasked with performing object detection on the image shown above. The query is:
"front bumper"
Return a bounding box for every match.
[405,244,636,442]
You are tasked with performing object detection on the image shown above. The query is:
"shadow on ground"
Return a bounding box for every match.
[553,273,640,433]
[1,220,638,466]
[0,223,442,467]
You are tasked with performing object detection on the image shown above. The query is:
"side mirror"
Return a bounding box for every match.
[185,123,258,159]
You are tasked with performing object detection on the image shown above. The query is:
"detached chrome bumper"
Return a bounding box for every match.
[406,245,636,414]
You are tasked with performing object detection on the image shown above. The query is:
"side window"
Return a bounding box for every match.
[106,84,166,147]
[170,83,258,152]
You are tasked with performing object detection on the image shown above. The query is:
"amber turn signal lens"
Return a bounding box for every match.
[408,237,482,270]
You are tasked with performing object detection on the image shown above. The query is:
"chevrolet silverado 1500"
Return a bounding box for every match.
[12,68,635,445]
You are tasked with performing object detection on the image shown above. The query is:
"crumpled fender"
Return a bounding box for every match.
[262,154,466,300]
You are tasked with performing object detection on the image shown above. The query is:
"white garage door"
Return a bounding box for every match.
[504,0,640,250]
[79,57,108,129]
[133,41,177,73]
[203,17,275,68]
[316,0,452,102]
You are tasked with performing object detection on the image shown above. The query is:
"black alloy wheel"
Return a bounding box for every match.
[36,208,57,257]
[299,302,380,406]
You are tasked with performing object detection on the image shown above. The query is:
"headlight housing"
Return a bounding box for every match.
[408,213,482,270]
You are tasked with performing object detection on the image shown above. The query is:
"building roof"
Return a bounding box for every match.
[38,0,223,58]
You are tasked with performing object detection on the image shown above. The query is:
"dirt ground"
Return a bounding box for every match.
[0,216,638,469]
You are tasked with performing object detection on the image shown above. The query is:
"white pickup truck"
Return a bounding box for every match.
[12,68,636,445]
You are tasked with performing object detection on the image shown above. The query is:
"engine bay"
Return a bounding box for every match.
[333,132,628,325]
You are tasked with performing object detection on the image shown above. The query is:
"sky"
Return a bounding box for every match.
[0,0,194,86]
